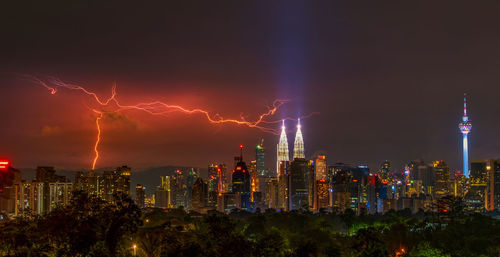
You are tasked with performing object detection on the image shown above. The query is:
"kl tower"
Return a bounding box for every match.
[459,94,472,178]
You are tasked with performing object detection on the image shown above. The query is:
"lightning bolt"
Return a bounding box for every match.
[23,75,316,170]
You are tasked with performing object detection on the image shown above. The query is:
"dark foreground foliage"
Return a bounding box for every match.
[1,193,500,257]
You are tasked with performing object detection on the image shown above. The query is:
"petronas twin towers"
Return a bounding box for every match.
[276,119,305,173]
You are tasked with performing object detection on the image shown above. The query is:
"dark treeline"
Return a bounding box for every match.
[1,192,499,257]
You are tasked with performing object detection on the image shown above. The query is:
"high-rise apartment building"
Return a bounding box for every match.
[135,184,145,208]
[102,166,131,202]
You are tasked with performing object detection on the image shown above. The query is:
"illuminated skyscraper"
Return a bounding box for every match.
[459,94,472,178]
[315,155,327,181]
[465,161,487,212]
[434,160,451,199]
[135,184,145,208]
[191,177,207,212]
[487,159,500,210]
[288,158,313,210]
[293,118,305,159]
[277,120,289,175]
[155,175,177,208]
[256,139,267,177]
[102,166,131,202]
[232,145,251,210]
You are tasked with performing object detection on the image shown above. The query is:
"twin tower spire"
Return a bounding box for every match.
[277,119,305,169]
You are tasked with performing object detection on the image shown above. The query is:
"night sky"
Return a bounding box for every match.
[2,1,500,173]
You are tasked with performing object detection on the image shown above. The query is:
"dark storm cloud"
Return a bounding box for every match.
[2,1,500,172]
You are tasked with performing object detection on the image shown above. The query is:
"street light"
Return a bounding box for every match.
[133,244,137,256]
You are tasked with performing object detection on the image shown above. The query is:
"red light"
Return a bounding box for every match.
[232,170,235,173]
[242,170,246,173]
[0,161,8,170]
[217,168,221,172]
[319,179,326,182]
[382,181,388,185]
[240,144,244,148]
[352,179,358,182]
[442,209,448,213]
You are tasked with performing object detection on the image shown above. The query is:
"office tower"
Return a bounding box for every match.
[311,155,328,211]
[249,160,259,195]
[465,161,487,212]
[155,175,177,208]
[288,158,313,210]
[154,186,167,208]
[330,166,353,213]
[232,146,251,209]
[191,177,207,212]
[365,174,379,214]
[459,94,472,178]
[174,170,188,208]
[315,155,327,181]
[216,192,238,213]
[408,160,435,194]
[183,168,198,210]
[487,159,500,210]
[135,184,145,208]
[207,175,218,208]
[378,161,391,181]
[329,163,365,214]
[265,177,279,209]
[433,160,451,199]
[256,139,267,177]
[314,179,329,211]
[232,145,251,210]
[277,120,290,175]
[277,160,290,211]
[293,119,305,159]
[208,163,227,193]
[451,171,467,198]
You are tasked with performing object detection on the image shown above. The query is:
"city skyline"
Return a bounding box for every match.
[3,2,500,256]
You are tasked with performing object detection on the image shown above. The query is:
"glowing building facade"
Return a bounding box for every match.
[256,140,267,177]
[459,94,472,178]
[277,120,289,175]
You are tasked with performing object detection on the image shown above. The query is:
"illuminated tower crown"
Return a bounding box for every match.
[459,94,472,178]
[277,120,289,163]
[276,120,290,175]
[459,95,472,135]
[293,118,305,159]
